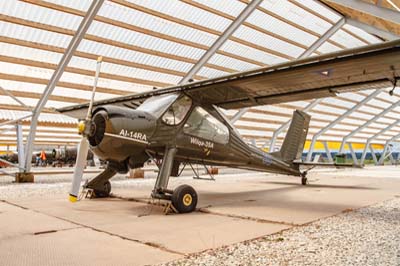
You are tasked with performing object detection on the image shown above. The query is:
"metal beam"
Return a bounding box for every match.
[299,17,346,58]
[0,86,30,109]
[268,17,345,152]
[346,18,399,41]
[360,117,400,165]
[0,114,33,127]
[339,99,400,153]
[231,108,250,123]
[250,139,257,147]
[307,89,381,162]
[386,0,400,11]
[23,0,105,173]
[0,158,23,170]
[269,99,322,151]
[0,169,17,178]
[323,0,400,23]
[378,142,391,165]
[369,144,378,164]
[347,143,358,164]
[379,131,400,164]
[323,141,334,162]
[16,122,25,172]
[179,0,263,84]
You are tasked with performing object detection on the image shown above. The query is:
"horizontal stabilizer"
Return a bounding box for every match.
[293,161,362,168]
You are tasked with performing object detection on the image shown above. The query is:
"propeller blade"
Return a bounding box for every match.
[86,56,103,120]
[69,137,89,202]
[70,56,102,202]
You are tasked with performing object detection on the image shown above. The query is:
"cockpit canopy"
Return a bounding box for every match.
[137,93,230,144]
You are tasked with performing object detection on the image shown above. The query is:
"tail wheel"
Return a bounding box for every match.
[93,181,111,198]
[301,176,308,185]
[171,184,198,213]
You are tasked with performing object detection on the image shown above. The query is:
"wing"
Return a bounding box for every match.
[58,39,400,118]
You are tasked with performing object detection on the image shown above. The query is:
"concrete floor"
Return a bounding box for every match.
[1,166,400,265]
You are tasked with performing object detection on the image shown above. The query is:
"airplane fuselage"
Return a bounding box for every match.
[86,94,300,177]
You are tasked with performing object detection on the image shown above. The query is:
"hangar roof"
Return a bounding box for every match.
[0,0,399,150]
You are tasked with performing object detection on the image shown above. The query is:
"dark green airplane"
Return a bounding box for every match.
[59,40,400,213]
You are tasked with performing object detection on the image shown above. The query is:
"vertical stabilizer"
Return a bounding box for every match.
[279,110,310,162]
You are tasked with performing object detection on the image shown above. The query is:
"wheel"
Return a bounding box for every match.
[93,181,111,198]
[301,176,308,185]
[171,184,198,213]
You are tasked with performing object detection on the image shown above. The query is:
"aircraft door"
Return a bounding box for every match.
[181,106,229,160]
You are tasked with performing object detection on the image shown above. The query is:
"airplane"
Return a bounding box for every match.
[0,147,94,167]
[52,146,94,167]
[58,39,400,213]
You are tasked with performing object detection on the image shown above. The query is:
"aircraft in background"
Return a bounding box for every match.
[59,40,400,213]
[0,147,94,167]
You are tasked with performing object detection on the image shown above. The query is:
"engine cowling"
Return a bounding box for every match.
[87,106,157,162]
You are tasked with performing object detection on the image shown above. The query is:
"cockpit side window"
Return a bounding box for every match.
[137,94,178,118]
[183,107,229,144]
[162,95,192,125]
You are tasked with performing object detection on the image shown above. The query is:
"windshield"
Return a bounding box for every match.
[137,94,179,117]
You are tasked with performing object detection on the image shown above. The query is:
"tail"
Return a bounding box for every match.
[276,110,310,162]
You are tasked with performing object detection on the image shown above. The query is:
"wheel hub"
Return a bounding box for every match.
[182,193,192,206]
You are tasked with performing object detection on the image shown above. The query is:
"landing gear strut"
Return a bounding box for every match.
[85,166,117,198]
[152,146,198,213]
[301,172,308,185]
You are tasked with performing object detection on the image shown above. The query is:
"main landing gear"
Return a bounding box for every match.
[84,166,117,198]
[83,147,198,213]
[151,147,198,213]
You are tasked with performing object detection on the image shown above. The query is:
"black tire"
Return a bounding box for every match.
[94,181,111,198]
[171,184,198,213]
[301,176,308,186]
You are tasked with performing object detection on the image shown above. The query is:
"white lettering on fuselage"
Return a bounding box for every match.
[119,129,147,142]
[190,137,214,149]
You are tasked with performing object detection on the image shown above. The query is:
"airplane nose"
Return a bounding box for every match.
[88,110,107,147]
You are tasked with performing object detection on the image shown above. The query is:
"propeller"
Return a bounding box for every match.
[69,56,103,202]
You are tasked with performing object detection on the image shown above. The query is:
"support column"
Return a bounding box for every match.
[15,122,33,182]
[360,140,371,165]
[348,143,358,164]
[16,122,25,171]
[360,117,400,165]
[370,144,378,165]
[322,141,333,163]
[307,90,381,162]
[378,142,389,165]
[23,0,105,173]
[339,99,400,154]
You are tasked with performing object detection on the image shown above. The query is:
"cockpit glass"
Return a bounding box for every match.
[184,107,229,144]
[137,94,179,117]
[162,95,192,125]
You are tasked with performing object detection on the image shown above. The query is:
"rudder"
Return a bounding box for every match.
[278,110,310,162]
